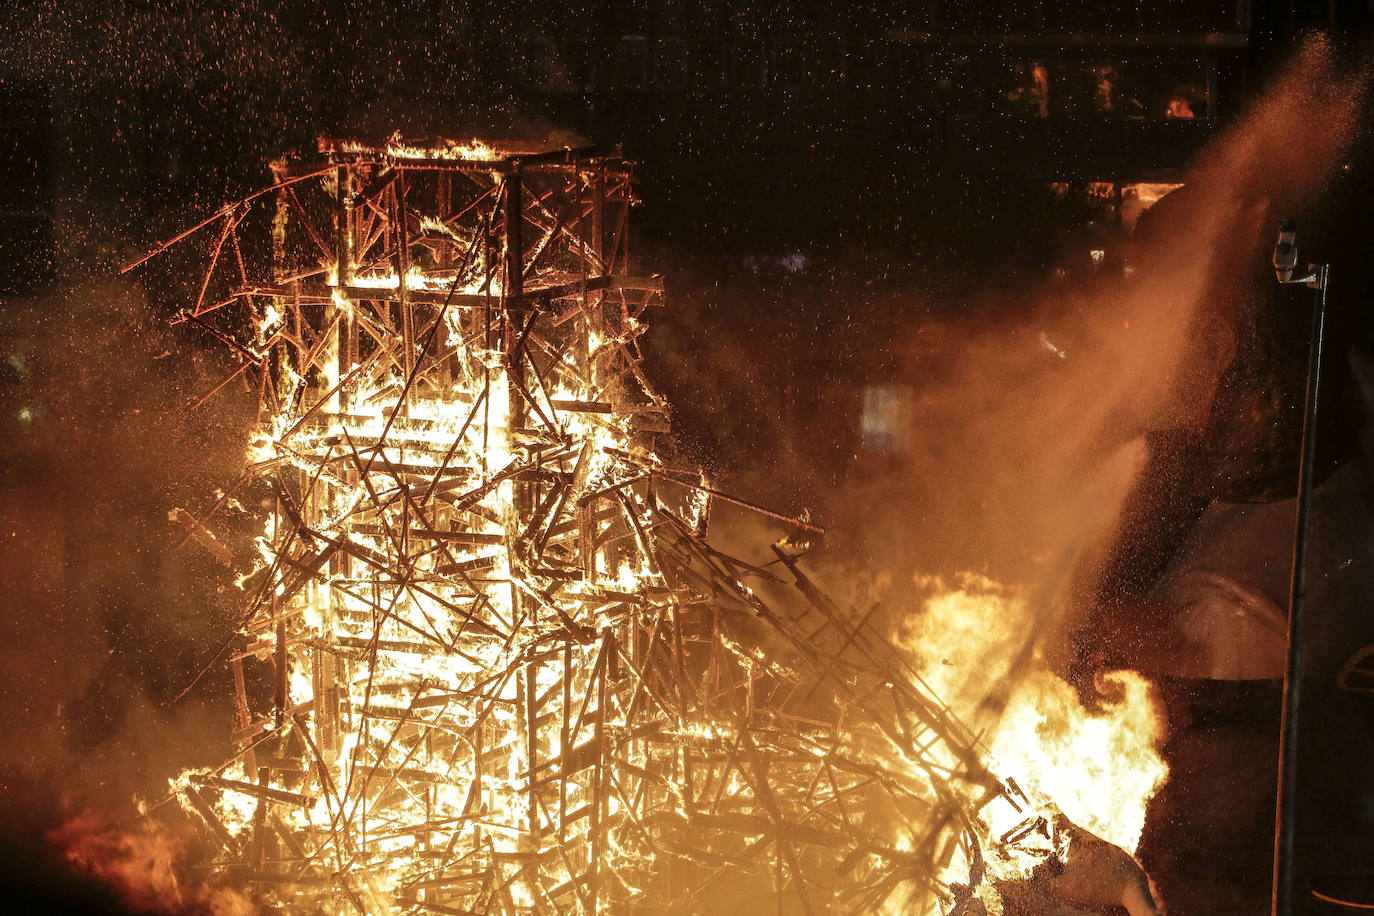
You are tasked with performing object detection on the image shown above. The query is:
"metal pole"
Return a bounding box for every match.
[1272,262,1328,916]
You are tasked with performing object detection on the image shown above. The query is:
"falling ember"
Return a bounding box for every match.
[115,138,1170,914]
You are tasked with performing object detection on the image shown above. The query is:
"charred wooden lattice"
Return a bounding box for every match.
[144,138,1014,915]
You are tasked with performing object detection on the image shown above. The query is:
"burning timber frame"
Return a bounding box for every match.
[143,137,1018,914]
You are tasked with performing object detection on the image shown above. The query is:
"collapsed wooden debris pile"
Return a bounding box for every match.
[139,137,1018,914]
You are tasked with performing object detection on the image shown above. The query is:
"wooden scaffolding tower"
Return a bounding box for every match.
[137,137,1011,915]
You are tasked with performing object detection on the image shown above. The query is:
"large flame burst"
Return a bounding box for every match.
[148,138,1162,914]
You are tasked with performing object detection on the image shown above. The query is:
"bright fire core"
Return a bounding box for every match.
[149,138,1165,914]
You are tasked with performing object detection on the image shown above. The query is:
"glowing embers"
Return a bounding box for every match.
[331,136,503,163]
[142,138,1165,916]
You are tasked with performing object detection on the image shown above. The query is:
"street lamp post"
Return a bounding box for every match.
[1270,218,1330,916]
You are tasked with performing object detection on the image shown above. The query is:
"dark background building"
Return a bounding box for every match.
[0,0,1364,291]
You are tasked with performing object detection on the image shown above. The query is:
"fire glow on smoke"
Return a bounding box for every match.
[45,131,1231,916]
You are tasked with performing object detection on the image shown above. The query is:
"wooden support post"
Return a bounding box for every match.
[560,641,571,845]
[580,501,597,583]
[231,656,258,776]
[274,503,288,729]
[336,164,357,411]
[524,660,540,845]
[591,165,605,274]
[270,160,290,284]
[250,764,269,892]
[335,164,353,286]
[392,169,413,415]
[589,627,611,913]
[437,168,452,269]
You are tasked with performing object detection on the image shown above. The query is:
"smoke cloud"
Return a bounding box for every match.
[866,38,1362,673]
[660,38,1364,689]
[0,282,250,910]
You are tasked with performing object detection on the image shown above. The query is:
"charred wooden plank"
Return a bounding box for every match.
[190,774,314,808]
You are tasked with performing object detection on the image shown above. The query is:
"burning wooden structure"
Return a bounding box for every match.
[142,137,1107,914]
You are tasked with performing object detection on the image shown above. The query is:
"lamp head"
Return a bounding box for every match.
[1274,219,1300,284]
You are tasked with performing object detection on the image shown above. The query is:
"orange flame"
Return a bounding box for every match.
[49,810,253,915]
[901,575,1168,876]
